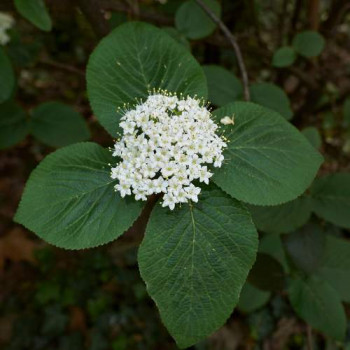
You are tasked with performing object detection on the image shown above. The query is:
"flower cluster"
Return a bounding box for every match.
[0,12,14,46]
[110,93,227,210]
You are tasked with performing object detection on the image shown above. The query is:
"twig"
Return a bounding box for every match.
[306,325,313,350]
[195,0,250,101]
[39,58,85,76]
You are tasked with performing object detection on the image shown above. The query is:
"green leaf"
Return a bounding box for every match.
[203,65,243,106]
[259,234,289,273]
[250,82,293,120]
[343,97,350,128]
[301,126,322,149]
[212,102,323,205]
[247,196,312,234]
[0,101,28,149]
[175,0,221,40]
[248,253,285,291]
[15,142,144,249]
[310,173,350,228]
[30,102,90,147]
[316,235,350,303]
[272,46,297,68]
[238,282,271,313]
[14,0,52,31]
[288,276,346,341]
[87,22,207,137]
[162,27,191,51]
[292,31,325,58]
[138,185,258,348]
[283,222,325,274]
[0,47,15,103]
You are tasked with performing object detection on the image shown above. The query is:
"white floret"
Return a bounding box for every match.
[110,92,227,210]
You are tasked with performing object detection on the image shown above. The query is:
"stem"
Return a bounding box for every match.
[195,0,250,101]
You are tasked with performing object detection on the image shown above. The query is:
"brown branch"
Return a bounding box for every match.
[308,0,320,30]
[195,0,250,101]
[39,58,85,76]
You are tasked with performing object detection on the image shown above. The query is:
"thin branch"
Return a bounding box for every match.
[39,58,85,76]
[195,0,250,101]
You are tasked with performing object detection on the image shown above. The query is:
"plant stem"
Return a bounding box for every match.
[195,0,250,101]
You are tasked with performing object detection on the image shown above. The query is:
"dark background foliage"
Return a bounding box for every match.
[0,0,350,349]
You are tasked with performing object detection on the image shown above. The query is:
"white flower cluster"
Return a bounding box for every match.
[0,12,14,46]
[111,93,227,210]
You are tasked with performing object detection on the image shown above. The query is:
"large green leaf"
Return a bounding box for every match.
[0,101,28,149]
[248,196,312,234]
[30,102,90,147]
[175,0,221,40]
[250,82,293,120]
[292,31,325,58]
[14,0,52,31]
[310,173,350,228]
[87,22,207,137]
[203,65,243,106]
[0,47,15,103]
[212,102,323,205]
[15,143,144,249]
[138,185,258,348]
[238,282,271,313]
[288,276,346,341]
[316,235,350,303]
[283,222,325,274]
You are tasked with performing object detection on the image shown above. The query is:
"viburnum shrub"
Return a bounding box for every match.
[15,22,323,348]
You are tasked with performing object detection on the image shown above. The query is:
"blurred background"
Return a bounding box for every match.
[0,0,350,349]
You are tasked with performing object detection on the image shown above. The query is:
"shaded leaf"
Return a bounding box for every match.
[238,282,271,313]
[301,126,322,149]
[292,31,325,58]
[0,47,15,103]
[272,46,297,68]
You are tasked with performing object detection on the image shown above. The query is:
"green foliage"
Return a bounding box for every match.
[272,47,297,68]
[343,97,350,128]
[15,143,144,249]
[288,276,346,341]
[14,0,52,31]
[238,282,271,313]
[30,102,90,147]
[250,82,293,120]
[175,0,221,40]
[138,185,258,348]
[162,27,191,50]
[292,31,325,58]
[0,101,28,149]
[311,173,350,228]
[87,22,207,137]
[302,126,322,149]
[203,65,243,106]
[0,47,15,103]
[283,222,325,274]
[248,196,312,234]
[316,235,350,303]
[212,102,323,205]
[248,253,285,291]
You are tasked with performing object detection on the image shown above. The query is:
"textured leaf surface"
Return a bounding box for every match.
[203,65,243,106]
[30,102,90,147]
[0,47,15,103]
[283,223,325,274]
[311,173,350,228]
[316,235,350,303]
[0,101,28,149]
[292,31,325,58]
[272,47,297,68]
[250,82,293,120]
[238,282,270,313]
[302,126,322,149]
[87,22,207,137]
[289,276,346,341]
[175,0,221,40]
[15,143,144,249]
[138,185,258,348]
[14,0,52,31]
[248,196,311,234]
[212,102,323,205]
